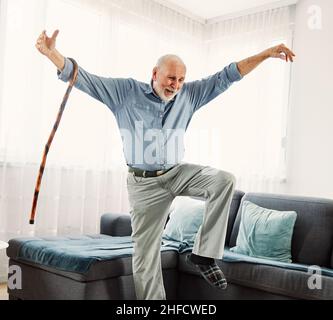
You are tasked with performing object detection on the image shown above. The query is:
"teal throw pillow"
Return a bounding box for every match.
[162,197,205,246]
[230,200,297,263]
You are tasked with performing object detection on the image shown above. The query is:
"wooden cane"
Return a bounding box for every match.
[29,58,79,224]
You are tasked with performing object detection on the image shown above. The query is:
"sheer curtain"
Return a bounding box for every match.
[0,0,204,243]
[0,0,295,280]
[184,5,295,193]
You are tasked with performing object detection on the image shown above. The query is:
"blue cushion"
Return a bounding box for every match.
[163,197,204,246]
[230,200,297,263]
[17,236,181,273]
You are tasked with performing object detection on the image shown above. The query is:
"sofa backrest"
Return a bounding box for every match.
[225,190,245,247]
[229,193,333,268]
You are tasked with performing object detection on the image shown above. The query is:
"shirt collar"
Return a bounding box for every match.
[145,80,155,95]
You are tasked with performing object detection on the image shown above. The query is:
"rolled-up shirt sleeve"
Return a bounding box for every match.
[57,57,132,114]
[185,62,243,113]
[57,57,73,82]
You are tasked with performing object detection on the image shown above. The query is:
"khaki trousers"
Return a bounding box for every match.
[127,163,235,300]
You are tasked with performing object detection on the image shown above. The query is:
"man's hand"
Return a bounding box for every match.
[35,30,59,57]
[264,43,296,62]
[237,43,296,77]
[35,29,65,71]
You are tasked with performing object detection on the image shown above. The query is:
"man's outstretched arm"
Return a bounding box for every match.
[35,29,133,113]
[35,30,65,71]
[237,43,295,77]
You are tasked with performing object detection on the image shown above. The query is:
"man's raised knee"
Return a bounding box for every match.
[216,171,236,189]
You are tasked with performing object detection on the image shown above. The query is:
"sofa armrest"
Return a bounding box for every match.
[100,213,132,236]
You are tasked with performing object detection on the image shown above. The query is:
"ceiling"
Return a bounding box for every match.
[154,0,296,22]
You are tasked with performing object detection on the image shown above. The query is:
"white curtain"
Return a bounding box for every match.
[0,0,204,245]
[0,0,294,256]
[184,5,295,194]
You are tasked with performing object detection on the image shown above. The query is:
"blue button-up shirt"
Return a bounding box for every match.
[58,58,242,171]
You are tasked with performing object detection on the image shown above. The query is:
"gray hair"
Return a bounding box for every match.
[156,54,186,69]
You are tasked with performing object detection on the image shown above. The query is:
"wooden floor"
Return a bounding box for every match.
[0,283,8,300]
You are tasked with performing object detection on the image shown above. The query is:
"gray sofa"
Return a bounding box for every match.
[6,190,333,300]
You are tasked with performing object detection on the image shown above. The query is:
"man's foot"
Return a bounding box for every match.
[185,254,227,290]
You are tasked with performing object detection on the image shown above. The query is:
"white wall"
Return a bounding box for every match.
[286,0,333,198]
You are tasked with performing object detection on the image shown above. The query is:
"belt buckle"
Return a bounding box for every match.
[143,171,147,178]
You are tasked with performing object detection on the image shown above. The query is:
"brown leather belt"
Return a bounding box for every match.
[128,166,174,178]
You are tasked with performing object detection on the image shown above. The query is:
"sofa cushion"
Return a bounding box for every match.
[230,193,333,268]
[162,197,204,247]
[10,250,178,282]
[161,190,245,250]
[230,201,297,262]
[7,235,178,281]
[179,253,333,300]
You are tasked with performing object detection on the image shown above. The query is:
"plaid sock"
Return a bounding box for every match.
[186,255,228,290]
[197,263,227,289]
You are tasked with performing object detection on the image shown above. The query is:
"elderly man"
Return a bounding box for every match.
[36,30,295,300]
